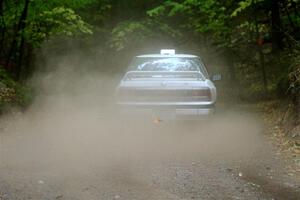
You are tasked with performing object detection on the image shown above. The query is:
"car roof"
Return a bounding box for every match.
[136,54,199,58]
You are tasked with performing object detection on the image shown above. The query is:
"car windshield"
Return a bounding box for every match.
[129,57,209,78]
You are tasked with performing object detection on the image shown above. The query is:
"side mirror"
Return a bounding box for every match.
[211,74,222,81]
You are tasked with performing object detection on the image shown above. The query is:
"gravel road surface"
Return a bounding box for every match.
[0,106,299,200]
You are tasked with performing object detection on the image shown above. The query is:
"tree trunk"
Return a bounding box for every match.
[6,0,30,80]
[23,42,34,79]
[271,0,283,51]
[226,50,237,84]
[15,0,30,80]
[254,1,268,91]
[0,0,4,26]
[285,7,295,30]
[0,0,5,56]
[16,34,25,80]
[291,1,299,17]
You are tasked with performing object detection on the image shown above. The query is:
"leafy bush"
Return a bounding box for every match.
[0,67,33,113]
[24,6,93,47]
[289,51,300,95]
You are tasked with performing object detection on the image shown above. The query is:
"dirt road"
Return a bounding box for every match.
[0,106,299,200]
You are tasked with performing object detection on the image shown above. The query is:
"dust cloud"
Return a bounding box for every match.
[0,46,271,198]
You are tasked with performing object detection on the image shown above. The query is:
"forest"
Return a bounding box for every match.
[0,0,300,120]
[1,1,300,199]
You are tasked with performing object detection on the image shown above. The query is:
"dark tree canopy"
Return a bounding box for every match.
[0,0,300,116]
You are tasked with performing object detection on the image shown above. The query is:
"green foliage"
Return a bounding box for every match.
[24,7,93,47]
[147,1,185,17]
[146,0,300,105]
[109,19,181,51]
[147,0,233,47]
[0,0,96,50]
[231,0,253,17]
[109,21,152,51]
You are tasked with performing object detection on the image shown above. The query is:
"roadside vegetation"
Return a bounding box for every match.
[0,0,300,150]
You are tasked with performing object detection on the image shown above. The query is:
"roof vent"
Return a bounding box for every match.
[160,49,175,55]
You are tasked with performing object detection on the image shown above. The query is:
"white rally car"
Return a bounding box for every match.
[116,50,219,120]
